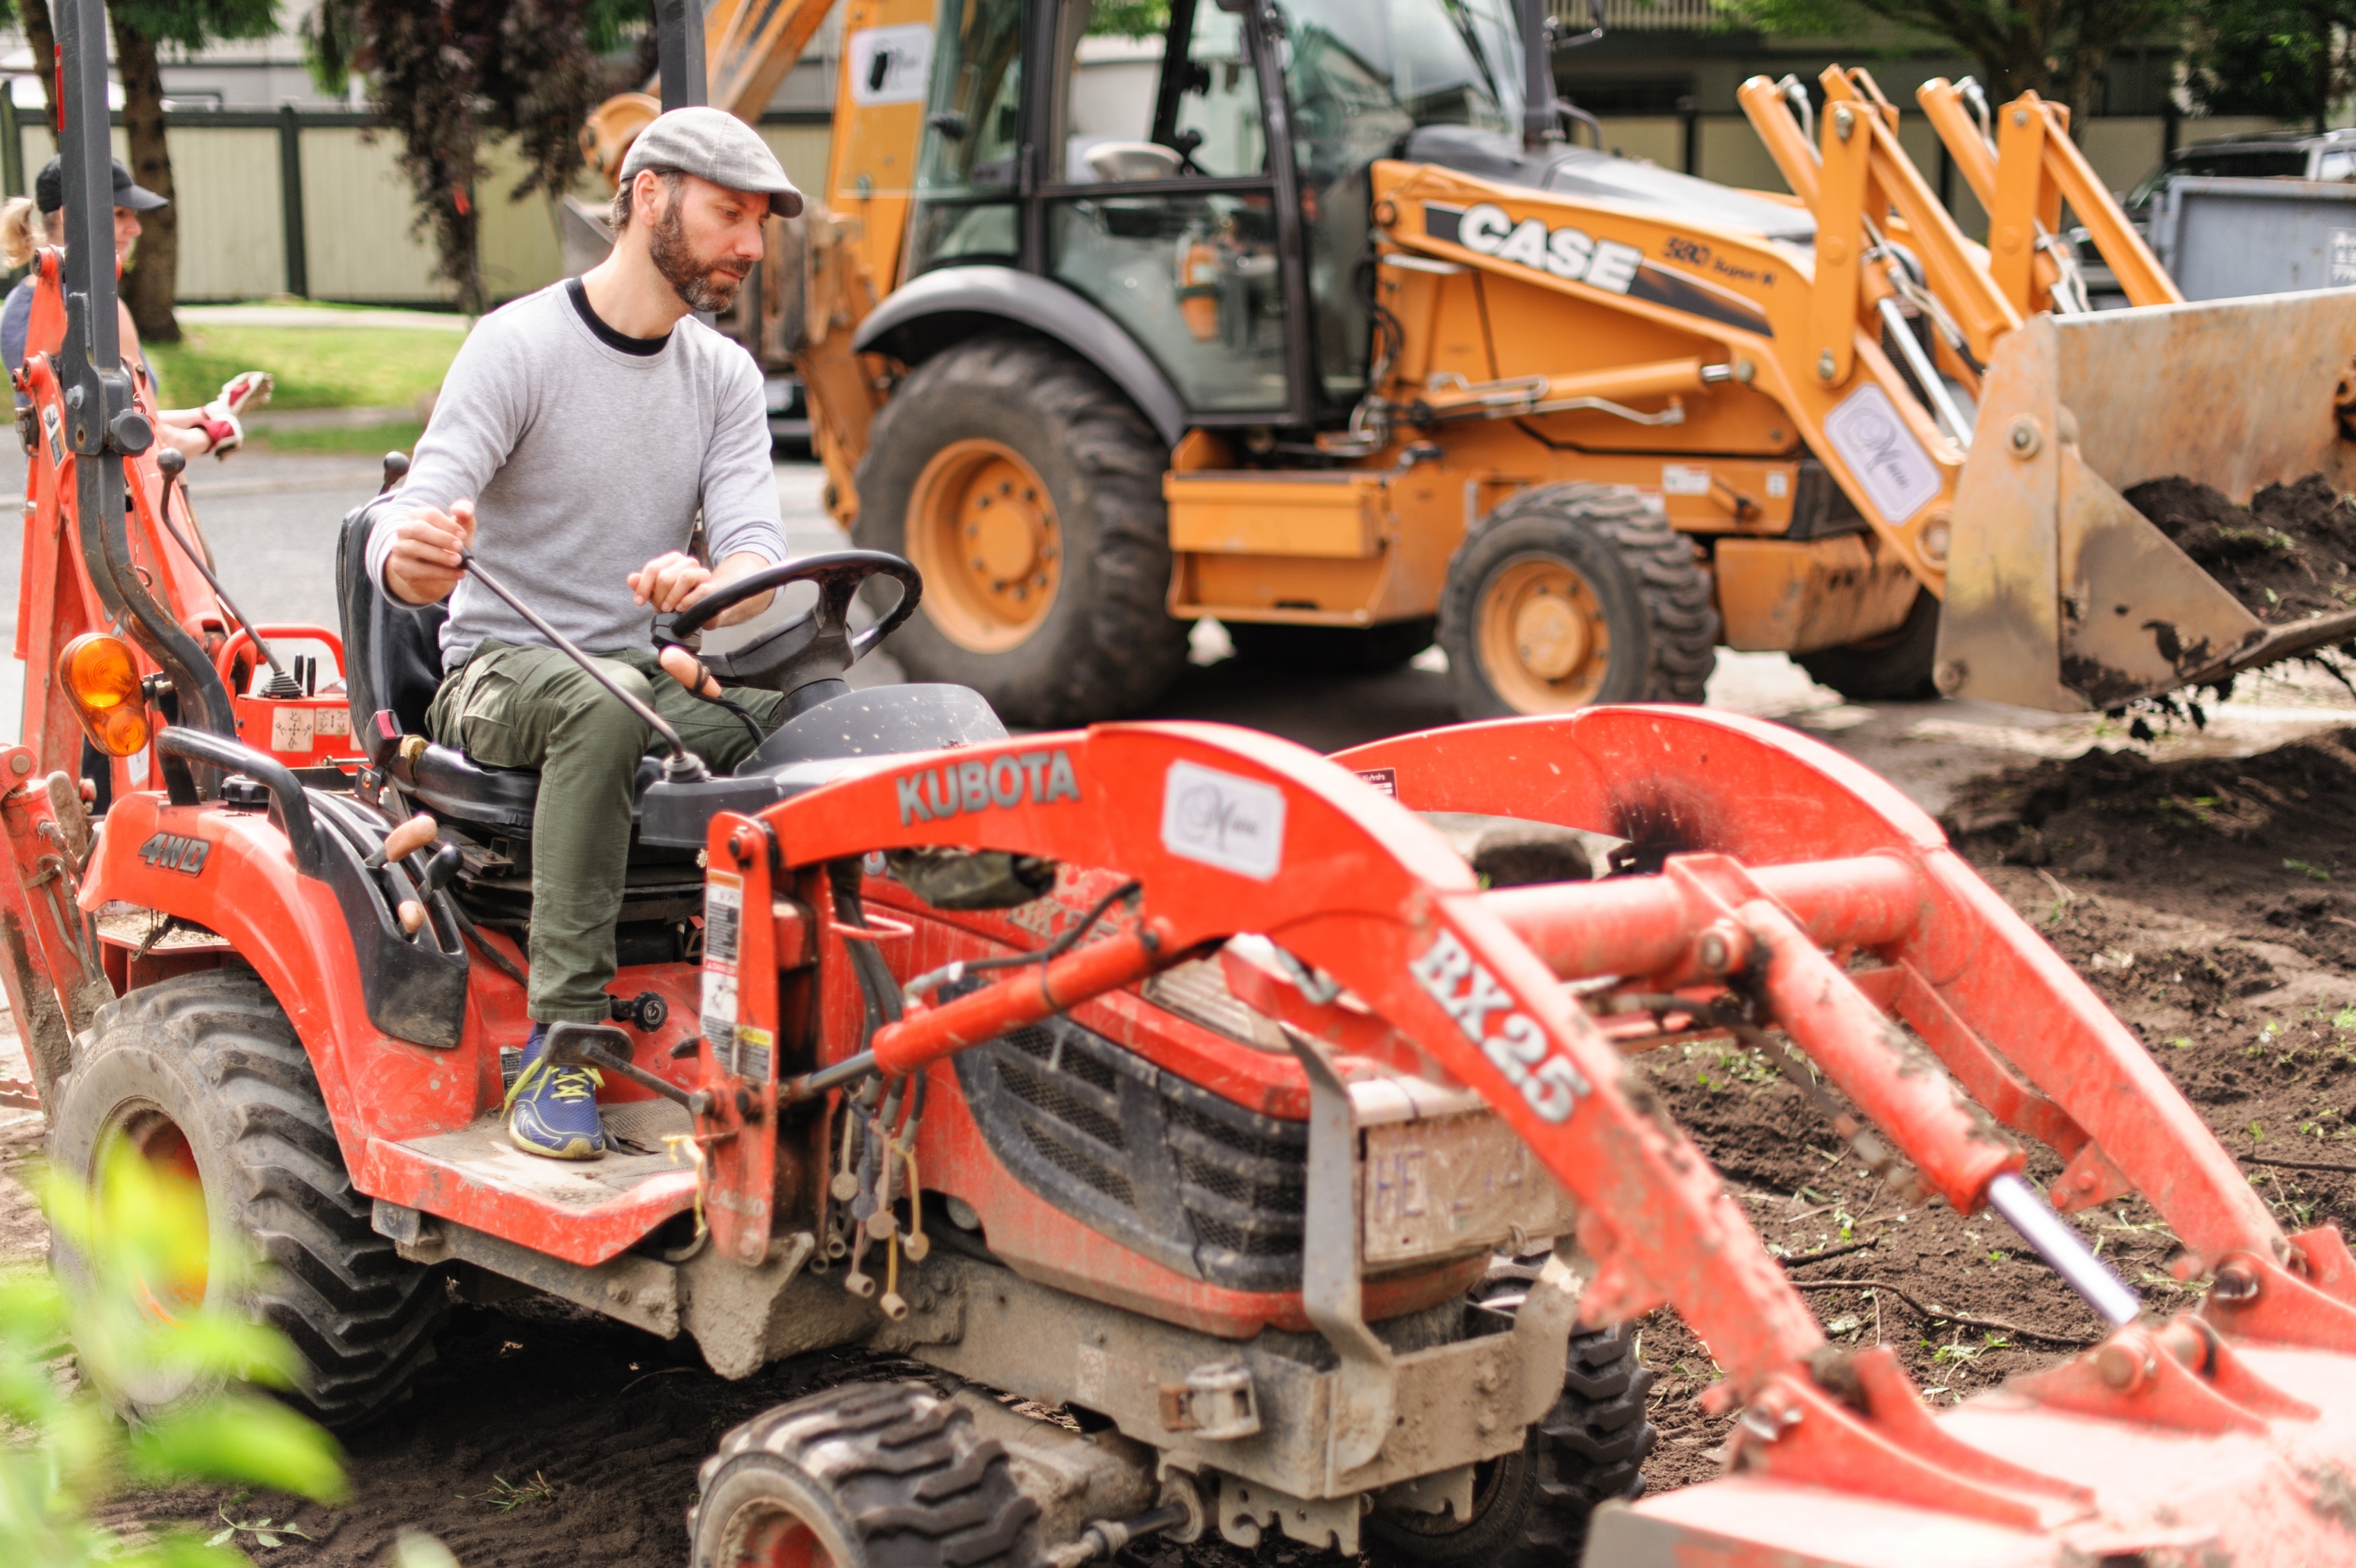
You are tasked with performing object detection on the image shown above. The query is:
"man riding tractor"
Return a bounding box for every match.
[371,107,804,1160]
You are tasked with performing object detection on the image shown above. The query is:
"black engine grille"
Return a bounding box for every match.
[954,1008,1307,1292]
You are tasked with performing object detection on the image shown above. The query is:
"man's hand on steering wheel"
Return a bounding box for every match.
[660,551,923,700]
[634,550,777,630]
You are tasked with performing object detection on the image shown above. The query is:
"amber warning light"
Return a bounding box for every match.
[58,632,151,758]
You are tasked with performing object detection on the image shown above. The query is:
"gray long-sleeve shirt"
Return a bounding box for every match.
[371,279,790,670]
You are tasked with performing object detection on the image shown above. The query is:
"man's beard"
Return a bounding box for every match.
[649,202,753,314]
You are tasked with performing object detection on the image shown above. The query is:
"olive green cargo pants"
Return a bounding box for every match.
[427,638,786,1023]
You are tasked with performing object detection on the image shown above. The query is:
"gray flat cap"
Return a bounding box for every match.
[621,106,803,218]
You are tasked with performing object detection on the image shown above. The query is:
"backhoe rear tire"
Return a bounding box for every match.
[854,334,1186,727]
[1795,586,1941,701]
[1364,1323,1655,1568]
[47,971,445,1429]
[1439,484,1717,717]
[690,1380,1039,1568]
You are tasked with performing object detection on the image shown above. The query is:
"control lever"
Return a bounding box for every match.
[455,548,710,784]
[154,446,302,698]
[609,989,669,1031]
[379,449,409,496]
[417,841,462,898]
[546,1021,714,1116]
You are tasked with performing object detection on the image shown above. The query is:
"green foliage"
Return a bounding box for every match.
[2,1145,346,1568]
[146,320,464,412]
[306,2,620,313]
[2184,0,2356,124]
[108,0,279,52]
[1714,0,2186,122]
[1088,0,1171,37]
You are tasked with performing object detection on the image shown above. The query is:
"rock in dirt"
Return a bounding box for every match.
[2125,472,2356,624]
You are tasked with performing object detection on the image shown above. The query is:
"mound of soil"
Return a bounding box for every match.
[1942,727,2356,961]
[2126,473,2356,624]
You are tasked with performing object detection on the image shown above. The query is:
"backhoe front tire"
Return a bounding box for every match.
[690,1380,1039,1568]
[47,972,445,1428]
[855,334,1186,727]
[1795,586,1941,701]
[1364,1323,1656,1568]
[1439,484,1717,717]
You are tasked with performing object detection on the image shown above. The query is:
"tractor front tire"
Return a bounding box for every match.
[854,334,1186,727]
[690,1380,1039,1568]
[1796,586,1941,701]
[47,971,445,1428]
[1364,1323,1656,1568]
[1438,484,1717,718]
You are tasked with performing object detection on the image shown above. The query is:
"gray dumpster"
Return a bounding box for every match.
[2151,175,2356,300]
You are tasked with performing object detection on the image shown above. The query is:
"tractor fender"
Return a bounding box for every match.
[77,791,483,1163]
[851,266,1187,447]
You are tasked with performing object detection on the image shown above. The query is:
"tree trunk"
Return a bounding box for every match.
[19,0,56,127]
[109,13,178,344]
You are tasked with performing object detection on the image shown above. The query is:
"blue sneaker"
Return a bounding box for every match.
[504,1024,607,1160]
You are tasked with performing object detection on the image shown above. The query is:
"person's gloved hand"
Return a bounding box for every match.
[197,369,272,459]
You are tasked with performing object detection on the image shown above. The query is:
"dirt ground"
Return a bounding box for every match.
[10,729,2356,1565]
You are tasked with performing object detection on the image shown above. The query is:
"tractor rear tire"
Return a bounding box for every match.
[1364,1323,1656,1568]
[1796,586,1941,701]
[854,334,1186,727]
[689,1380,1039,1568]
[46,971,445,1429]
[1438,484,1717,717]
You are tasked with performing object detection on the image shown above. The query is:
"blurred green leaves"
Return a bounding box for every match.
[1,1141,346,1567]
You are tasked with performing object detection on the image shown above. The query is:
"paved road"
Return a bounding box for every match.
[5,444,2356,815]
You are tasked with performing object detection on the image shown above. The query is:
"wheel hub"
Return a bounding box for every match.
[1513,589,1590,680]
[1477,556,1612,711]
[908,439,1063,653]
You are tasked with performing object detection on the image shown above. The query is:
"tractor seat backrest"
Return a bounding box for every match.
[336,497,449,740]
[336,497,661,834]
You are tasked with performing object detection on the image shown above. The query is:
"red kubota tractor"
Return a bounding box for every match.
[15,5,2356,1565]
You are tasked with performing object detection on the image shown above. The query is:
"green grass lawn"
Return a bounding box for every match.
[249,419,426,456]
[148,322,465,412]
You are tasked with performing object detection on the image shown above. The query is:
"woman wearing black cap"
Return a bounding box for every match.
[1,155,268,459]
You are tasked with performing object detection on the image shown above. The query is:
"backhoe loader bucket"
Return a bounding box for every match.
[1939,288,2356,710]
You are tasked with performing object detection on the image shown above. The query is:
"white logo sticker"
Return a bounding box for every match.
[2334,229,2356,286]
[1161,760,1285,880]
[848,24,934,106]
[1453,202,1642,295]
[1661,463,1710,497]
[1823,383,1943,524]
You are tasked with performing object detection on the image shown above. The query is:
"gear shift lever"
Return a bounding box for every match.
[155,446,303,698]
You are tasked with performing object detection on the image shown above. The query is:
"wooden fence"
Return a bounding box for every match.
[0,103,2287,306]
[3,106,832,307]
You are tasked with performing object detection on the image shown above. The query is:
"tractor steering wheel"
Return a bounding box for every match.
[666,550,922,699]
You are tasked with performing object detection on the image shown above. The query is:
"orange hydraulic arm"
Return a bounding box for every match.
[1738,67,2020,391]
[705,0,835,122]
[1918,79,2183,313]
[584,0,839,184]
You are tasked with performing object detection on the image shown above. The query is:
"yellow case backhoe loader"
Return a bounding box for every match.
[590,0,2356,727]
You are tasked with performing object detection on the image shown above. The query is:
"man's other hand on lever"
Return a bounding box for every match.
[384,498,478,607]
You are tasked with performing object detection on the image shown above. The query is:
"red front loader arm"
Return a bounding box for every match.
[723,721,2041,1529]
